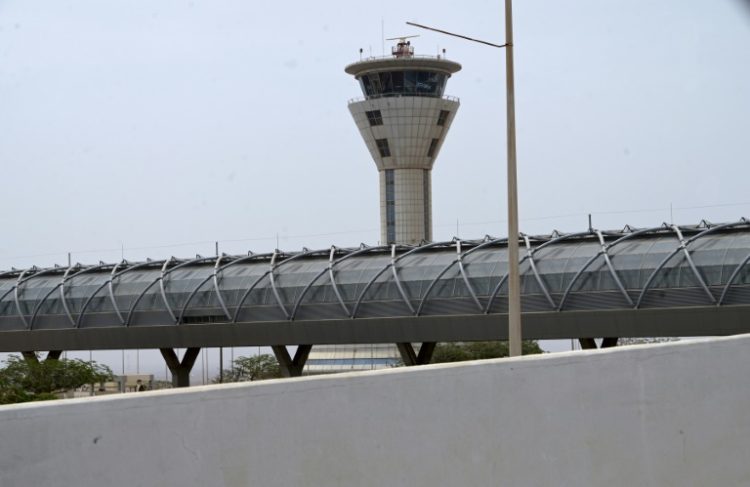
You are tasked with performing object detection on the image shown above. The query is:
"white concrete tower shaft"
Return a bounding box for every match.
[346,42,461,245]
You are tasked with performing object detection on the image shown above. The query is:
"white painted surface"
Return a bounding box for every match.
[348,96,459,171]
[2,335,750,486]
[349,95,458,244]
[379,167,432,243]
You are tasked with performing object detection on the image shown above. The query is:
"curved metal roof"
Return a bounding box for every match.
[2,219,750,334]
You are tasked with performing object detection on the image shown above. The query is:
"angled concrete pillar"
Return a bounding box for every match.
[160,348,200,388]
[397,342,436,366]
[579,338,618,350]
[21,350,62,363]
[272,345,312,377]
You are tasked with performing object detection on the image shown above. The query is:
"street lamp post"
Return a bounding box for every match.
[502,0,522,357]
[408,0,522,357]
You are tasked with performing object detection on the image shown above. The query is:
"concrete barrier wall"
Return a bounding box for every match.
[1,335,750,486]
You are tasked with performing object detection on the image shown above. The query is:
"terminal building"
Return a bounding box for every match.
[305,39,462,373]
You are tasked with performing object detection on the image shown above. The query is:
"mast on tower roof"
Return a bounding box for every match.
[385,35,419,58]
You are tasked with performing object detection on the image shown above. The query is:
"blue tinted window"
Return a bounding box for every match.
[358,71,447,98]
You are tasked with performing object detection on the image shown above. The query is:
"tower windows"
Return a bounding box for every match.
[437,110,450,126]
[357,70,448,98]
[360,76,372,96]
[366,110,383,126]
[385,170,396,244]
[391,71,404,92]
[376,138,391,157]
[423,170,431,241]
[427,138,440,157]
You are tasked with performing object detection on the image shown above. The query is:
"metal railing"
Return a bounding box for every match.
[347,94,460,104]
[349,54,456,64]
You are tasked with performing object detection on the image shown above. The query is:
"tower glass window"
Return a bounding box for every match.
[391,71,404,92]
[366,110,383,126]
[376,139,391,157]
[358,70,448,98]
[437,110,450,126]
[427,138,440,157]
[423,170,431,241]
[385,170,396,244]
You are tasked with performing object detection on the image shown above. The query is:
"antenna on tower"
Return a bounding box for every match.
[386,35,419,57]
[381,18,385,55]
[385,34,420,41]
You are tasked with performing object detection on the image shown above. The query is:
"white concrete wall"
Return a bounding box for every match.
[348,96,459,171]
[2,335,750,487]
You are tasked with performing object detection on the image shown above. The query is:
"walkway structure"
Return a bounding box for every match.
[2,220,750,385]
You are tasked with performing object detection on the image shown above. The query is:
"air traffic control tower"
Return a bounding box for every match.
[346,39,461,245]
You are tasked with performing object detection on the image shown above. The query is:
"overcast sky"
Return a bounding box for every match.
[1,0,748,376]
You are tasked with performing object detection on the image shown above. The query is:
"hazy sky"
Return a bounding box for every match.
[1,0,748,376]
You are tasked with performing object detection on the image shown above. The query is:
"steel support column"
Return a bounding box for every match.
[160,347,200,388]
[272,345,312,377]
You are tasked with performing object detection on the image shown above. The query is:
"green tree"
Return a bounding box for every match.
[431,340,544,363]
[216,354,282,383]
[0,355,113,404]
